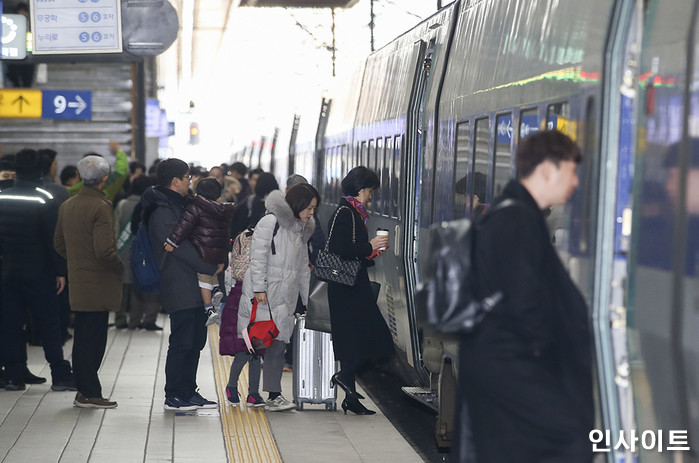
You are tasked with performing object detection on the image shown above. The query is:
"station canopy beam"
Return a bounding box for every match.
[239,0,358,7]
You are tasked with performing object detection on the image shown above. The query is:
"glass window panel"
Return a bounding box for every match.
[375,137,384,215]
[494,113,514,199]
[473,118,490,217]
[547,102,571,135]
[454,121,471,220]
[385,136,394,218]
[360,141,368,168]
[393,135,402,220]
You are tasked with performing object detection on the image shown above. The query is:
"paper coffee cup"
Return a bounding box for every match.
[376,229,389,251]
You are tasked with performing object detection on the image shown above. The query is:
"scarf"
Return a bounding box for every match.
[343,195,369,226]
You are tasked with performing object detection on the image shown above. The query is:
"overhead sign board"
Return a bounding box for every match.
[31,0,122,55]
[0,89,42,118]
[42,90,92,120]
[2,14,27,60]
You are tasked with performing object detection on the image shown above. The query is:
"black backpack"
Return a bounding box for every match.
[416,199,520,334]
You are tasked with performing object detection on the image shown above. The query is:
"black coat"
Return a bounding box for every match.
[0,178,66,279]
[167,195,236,264]
[326,198,394,361]
[454,181,593,463]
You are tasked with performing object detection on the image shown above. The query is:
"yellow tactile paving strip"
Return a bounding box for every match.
[208,324,282,463]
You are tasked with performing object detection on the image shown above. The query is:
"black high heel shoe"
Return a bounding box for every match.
[330,373,364,399]
[341,397,375,415]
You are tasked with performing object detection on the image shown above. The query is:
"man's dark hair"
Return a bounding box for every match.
[255,172,279,198]
[249,168,263,179]
[131,175,156,196]
[60,165,79,185]
[286,183,321,219]
[516,130,582,180]
[341,166,380,197]
[231,162,247,176]
[0,158,16,173]
[129,161,146,175]
[15,149,42,179]
[156,158,189,187]
[37,149,57,176]
[196,177,223,201]
[190,165,206,178]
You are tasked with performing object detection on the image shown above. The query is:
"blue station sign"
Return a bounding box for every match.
[41,90,92,120]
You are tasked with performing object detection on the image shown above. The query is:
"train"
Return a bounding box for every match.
[234,0,699,460]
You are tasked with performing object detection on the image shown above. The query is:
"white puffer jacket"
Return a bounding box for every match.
[237,190,315,342]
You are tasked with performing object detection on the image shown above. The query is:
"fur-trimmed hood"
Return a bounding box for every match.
[264,189,316,242]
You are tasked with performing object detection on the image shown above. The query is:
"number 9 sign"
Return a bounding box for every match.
[54,95,67,114]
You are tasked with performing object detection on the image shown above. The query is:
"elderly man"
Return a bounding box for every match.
[55,155,123,408]
[0,149,74,391]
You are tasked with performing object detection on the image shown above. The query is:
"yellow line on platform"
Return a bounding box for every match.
[208,324,282,463]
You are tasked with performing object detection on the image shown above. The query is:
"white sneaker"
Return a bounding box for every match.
[265,395,295,412]
[205,308,219,327]
[212,289,224,309]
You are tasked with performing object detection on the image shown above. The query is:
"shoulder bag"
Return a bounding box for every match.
[313,206,361,286]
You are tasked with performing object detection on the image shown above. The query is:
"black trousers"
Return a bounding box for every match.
[73,311,109,398]
[0,275,71,382]
[165,308,207,399]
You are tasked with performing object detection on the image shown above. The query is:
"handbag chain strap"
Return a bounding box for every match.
[324,206,355,252]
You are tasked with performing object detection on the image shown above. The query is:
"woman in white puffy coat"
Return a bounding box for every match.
[237,184,319,411]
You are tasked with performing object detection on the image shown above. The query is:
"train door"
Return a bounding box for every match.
[403,39,434,375]
[627,0,699,461]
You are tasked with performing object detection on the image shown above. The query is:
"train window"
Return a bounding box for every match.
[453,121,471,220]
[384,136,393,218]
[375,137,385,215]
[333,148,341,199]
[473,117,490,217]
[494,113,514,199]
[341,144,348,188]
[547,102,571,135]
[360,141,368,168]
[519,108,540,146]
[393,134,403,220]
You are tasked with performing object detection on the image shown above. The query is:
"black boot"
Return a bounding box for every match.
[341,396,375,415]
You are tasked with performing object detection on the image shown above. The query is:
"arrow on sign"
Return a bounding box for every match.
[67,95,87,115]
[12,95,30,113]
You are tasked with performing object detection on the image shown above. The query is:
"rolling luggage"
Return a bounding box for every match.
[292,315,338,410]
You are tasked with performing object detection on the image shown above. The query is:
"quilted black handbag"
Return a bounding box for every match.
[313,206,361,286]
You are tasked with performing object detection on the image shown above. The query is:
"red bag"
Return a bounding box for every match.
[242,299,279,354]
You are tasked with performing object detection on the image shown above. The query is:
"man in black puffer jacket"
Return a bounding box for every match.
[140,159,219,411]
[0,149,75,392]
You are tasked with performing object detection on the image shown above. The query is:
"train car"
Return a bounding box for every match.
[259,0,699,460]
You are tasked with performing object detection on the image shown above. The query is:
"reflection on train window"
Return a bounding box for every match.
[494,113,513,199]
[579,96,597,254]
[547,102,571,135]
[473,117,490,217]
[384,136,393,218]
[333,148,341,199]
[324,151,332,203]
[368,139,376,175]
[519,108,540,150]
[360,141,368,168]
[453,121,471,220]
[393,135,403,220]
[341,144,348,188]
[375,137,385,215]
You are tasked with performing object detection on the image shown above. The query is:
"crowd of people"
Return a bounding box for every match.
[0,143,394,416]
[0,130,596,462]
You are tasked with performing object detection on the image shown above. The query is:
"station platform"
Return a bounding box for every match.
[0,314,424,463]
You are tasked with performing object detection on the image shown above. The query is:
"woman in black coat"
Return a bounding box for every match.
[326,166,393,415]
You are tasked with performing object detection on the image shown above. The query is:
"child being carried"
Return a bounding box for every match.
[164,177,236,326]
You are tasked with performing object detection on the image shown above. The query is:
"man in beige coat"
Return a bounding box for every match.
[55,155,124,409]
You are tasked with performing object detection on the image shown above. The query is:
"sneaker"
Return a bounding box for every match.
[212,288,224,309]
[188,391,217,409]
[246,393,265,407]
[205,308,219,327]
[226,386,240,406]
[51,376,77,391]
[164,396,198,411]
[23,372,47,384]
[74,392,117,409]
[5,380,25,391]
[265,395,295,412]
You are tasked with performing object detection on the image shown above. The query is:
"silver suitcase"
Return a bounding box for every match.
[292,315,338,410]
